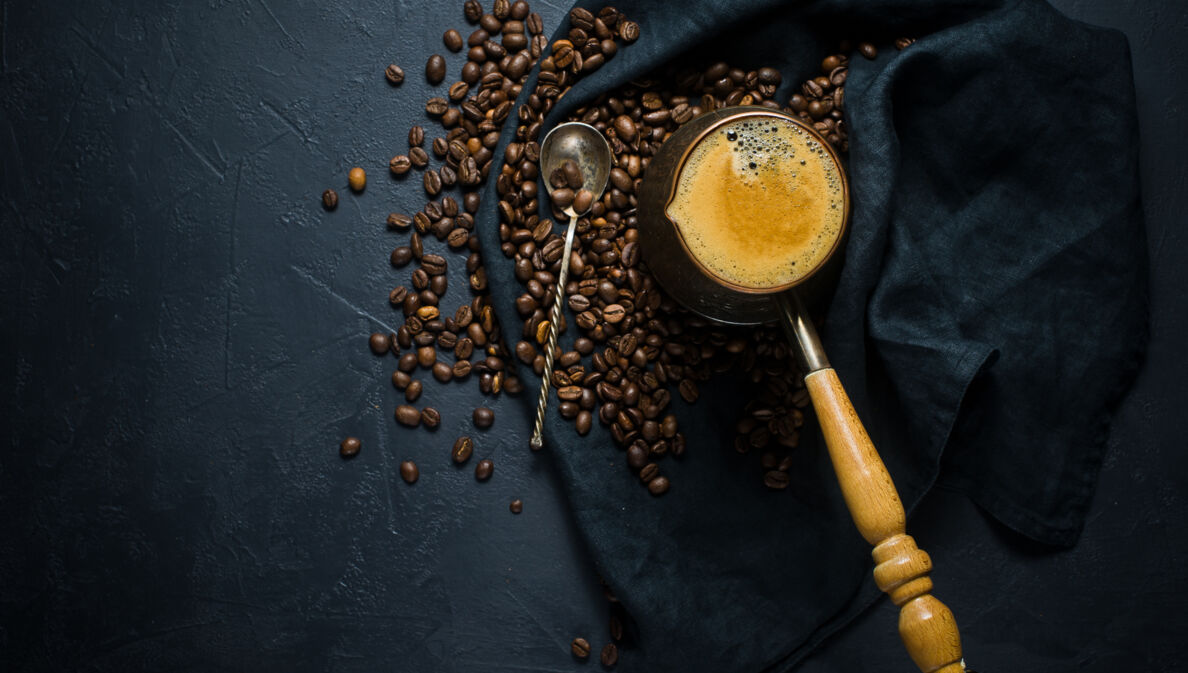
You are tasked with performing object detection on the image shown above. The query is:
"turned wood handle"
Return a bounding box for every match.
[805,367,965,673]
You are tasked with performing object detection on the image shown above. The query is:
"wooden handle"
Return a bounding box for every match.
[805,368,965,673]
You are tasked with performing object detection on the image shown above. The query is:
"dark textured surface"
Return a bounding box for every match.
[1,2,1184,673]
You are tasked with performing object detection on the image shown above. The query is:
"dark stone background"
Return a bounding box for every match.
[1,1,1183,671]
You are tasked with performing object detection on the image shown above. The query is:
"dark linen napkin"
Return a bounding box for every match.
[475,0,1147,670]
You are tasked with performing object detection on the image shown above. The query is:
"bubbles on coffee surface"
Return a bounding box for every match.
[666,115,847,290]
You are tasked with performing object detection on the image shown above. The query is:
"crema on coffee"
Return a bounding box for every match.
[665,116,845,290]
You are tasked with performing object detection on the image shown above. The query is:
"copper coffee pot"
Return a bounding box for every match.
[638,106,966,673]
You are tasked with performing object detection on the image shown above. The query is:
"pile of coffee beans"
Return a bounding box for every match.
[331,0,906,495]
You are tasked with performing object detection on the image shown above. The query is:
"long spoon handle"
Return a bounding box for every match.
[776,293,966,673]
[529,212,579,450]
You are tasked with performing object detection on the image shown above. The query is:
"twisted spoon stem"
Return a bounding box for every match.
[529,210,578,450]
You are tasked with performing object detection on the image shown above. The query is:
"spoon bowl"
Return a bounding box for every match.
[540,122,613,214]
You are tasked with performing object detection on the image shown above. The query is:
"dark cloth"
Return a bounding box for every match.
[475,0,1147,670]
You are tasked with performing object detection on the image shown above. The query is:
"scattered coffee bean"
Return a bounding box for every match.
[421,407,441,428]
[444,29,464,52]
[509,498,523,514]
[859,42,878,60]
[369,332,391,355]
[473,406,494,428]
[348,167,366,192]
[339,436,361,458]
[385,64,405,85]
[475,458,494,481]
[601,643,618,667]
[321,189,338,210]
[452,436,474,464]
[426,54,446,83]
[571,637,591,659]
[647,475,670,495]
[400,460,419,483]
[395,404,421,427]
[390,155,412,175]
[405,379,423,402]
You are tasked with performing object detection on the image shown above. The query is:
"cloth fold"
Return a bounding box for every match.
[475,0,1146,669]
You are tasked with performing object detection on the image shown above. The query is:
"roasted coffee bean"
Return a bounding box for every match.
[405,379,423,402]
[390,246,413,267]
[339,436,361,458]
[463,0,482,22]
[678,379,699,403]
[387,212,412,230]
[639,462,659,482]
[426,54,447,83]
[425,97,449,116]
[452,436,474,464]
[858,42,878,60]
[409,146,430,167]
[473,406,495,428]
[321,189,338,210]
[453,360,472,378]
[422,254,447,275]
[385,64,405,85]
[432,361,453,382]
[369,332,391,355]
[576,410,592,435]
[647,476,670,496]
[421,407,441,428]
[475,458,494,481]
[400,460,419,483]
[601,643,619,666]
[424,170,443,196]
[619,20,640,42]
[444,29,464,52]
[390,155,412,175]
[398,352,417,373]
[509,498,523,514]
[395,404,421,427]
[391,370,411,389]
[764,470,790,490]
[573,188,594,213]
[571,638,591,659]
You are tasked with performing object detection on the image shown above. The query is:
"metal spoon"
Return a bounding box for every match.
[529,122,612,450]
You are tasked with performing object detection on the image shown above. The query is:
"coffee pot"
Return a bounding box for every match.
[638,106,967,673]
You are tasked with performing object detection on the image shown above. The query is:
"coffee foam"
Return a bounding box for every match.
[665,116,845,289]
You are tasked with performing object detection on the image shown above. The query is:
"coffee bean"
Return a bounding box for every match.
[509,498,523,514]
[409,146,430,167]
[639,463,659,482]
[406,380,425,401]
[764,470,790,490]
[432,361,453,383]
[475,458,493,481]
[678,379,699,403]
[347,166,366,192]
[390,247,413,268]
[425,97,449,117]
[647,475,670,495]
[619,20,640,43]
[389,155,412,176]
[613,115,636,142]
[444,29,464,52]
[395,405,420,427]
[452,436,474,464]
[369,332,391,355]
[421,407,441,428]
[424,170,443,196]
[385,64,405,85]
[571,638,591,659]
[601,643,618,666]
[858,42,878,60]
[339,436,361,458]
[400,460,419,483]
[421,254,447,275]
[573,188,594,213]
[473,406,494,429]
[426,54,447,83]
[463,0,482,23]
